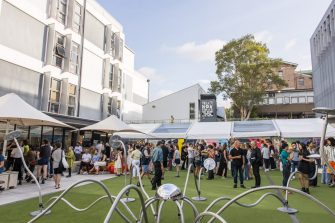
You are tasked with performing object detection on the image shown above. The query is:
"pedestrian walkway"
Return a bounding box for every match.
[0,174,116,206]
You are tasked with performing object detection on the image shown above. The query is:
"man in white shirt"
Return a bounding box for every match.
[78,149,92,174]
[11,143,24,185]
[261,144,270,172]
[74,142,83,161]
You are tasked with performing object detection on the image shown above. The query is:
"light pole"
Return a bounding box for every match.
[147,79,150,103]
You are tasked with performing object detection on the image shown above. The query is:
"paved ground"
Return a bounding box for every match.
[0,173,116,206]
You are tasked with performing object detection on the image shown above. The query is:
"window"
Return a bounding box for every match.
[278,70,283,79]
[264,98,269,104]
[109,64,114,89]
[72,2,82,33]
[189,103,195,120]
[284,97,290,104]
[53,33,66,68]
[307,96,314,103]
[276,97,283,104]
[68,84,76,116]
[108,98,112,115]
[117,69,122,92]
[269,98,275,104]
[298,97,306,104]
[70,42,79,74]
[57,0,67,25]
[110,32,116,56]
[291,97,298,104]
[49,78,61,113]
[116,100,121,118]
[298,77,304,86]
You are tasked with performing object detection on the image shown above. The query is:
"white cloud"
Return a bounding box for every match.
[254,30,273,44]
[284,38,297,51]
[162,39,226,62]
[156,89,174,99]
[137,66,165,84]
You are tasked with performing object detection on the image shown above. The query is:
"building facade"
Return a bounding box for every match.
[310,0,335,108]
[0,0,148,146]
[141,84,206,123]
[256,62,315,118]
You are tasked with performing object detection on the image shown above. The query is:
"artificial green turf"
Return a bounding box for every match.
[1,170,334,223]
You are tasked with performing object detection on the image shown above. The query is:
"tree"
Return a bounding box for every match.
[209,35,287,120]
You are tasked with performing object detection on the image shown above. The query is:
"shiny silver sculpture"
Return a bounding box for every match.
[5,130,51,217]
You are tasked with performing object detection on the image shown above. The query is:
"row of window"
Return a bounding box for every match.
[52,32,80,74]
[260,96,314,105]
[56,0,82,33]
[48,78,77,116]
[54,0,123,60]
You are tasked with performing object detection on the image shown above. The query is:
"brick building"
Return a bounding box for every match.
[256,61,314,119]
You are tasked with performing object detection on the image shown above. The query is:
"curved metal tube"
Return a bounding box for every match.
[139,198,160,223]
[208,185,335,223]
[29,179,130,223]
[183,197,199,218]
[13,138,43,209]
[205,192,283,213]
[45,195,109,212]
[193,212,227,223]
[119,140,128,188]
[174,200,185,223]
[181,164,193,207]
[156,200,167,223]
[193,167,204,198]
[285,161,318,202]
[104,184,149,223]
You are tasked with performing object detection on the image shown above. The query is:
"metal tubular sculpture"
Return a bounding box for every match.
[193,212,227,223]
[192,167,207,201]
[28,179,131,223]
[5,130,50,217]
[206,185,335,223]
[103,184,149,223]
[138,184,199,223]
[204,192,284,213]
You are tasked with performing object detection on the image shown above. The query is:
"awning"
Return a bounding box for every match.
[275,118,335,138]
[186,122,232,139]
[231,120,280,138]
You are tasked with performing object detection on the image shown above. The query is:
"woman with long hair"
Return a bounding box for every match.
[65,146,75,178]
[297,143,313,194]
[52,143,65,189]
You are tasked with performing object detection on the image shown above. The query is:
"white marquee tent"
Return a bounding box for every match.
[119,118,335,139]
[186,122,232,139]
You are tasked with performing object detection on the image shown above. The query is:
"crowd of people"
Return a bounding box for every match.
[0,137,335,194]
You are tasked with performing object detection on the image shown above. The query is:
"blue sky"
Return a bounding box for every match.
[98,0,331,106]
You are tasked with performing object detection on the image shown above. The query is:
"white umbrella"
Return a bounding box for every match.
[81,115,143,134]
[0,93,75,156]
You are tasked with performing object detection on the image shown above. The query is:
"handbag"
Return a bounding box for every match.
[60,150,69,170]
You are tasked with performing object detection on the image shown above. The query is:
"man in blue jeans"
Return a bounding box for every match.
[229,140,246,188]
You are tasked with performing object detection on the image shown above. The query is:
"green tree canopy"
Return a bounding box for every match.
[209,34,287,120]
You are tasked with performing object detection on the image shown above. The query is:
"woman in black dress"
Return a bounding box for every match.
[297,143,313,194]
[217,143,228,178]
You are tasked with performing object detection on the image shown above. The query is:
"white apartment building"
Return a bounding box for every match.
[141,84,206,123]
[310,0,335,108]
[0,0,148,129]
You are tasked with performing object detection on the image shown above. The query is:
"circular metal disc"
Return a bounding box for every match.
[203,158,216,170]
[120,197,136,203]
[30,209,51,217]
[277,207,299,214]
[192,196,207,201]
